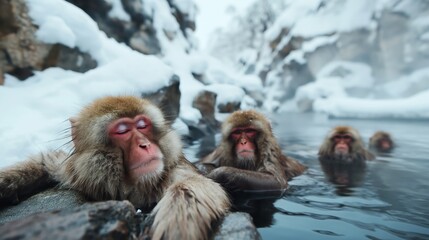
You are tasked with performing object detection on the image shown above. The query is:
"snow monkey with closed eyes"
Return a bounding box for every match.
[0,95,230,240]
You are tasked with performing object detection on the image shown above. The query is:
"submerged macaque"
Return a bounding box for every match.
[319,126,375,163]
[198,110,306,193]
[369,131,394,153]
[0,96,230,240]
[318,126,374,189]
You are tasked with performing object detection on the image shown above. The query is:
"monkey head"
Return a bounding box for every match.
[67,96,183,200]
[220,110,274,169]
[369,131,394,153]
[319,126,369,163]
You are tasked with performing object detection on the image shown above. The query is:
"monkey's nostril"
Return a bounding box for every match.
[139,143,150,148]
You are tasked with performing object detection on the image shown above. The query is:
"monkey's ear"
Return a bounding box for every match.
[69,117,78,142]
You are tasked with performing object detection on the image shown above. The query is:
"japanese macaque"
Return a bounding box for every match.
[319,126,375,163]
[198,110,306,193]
[318,126,373,189]
[0,96,230,240]
[369,131,394,153]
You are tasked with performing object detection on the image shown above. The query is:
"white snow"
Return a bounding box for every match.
[203,54,262,92]
[292,0,376,38]
[280,61,429,119]
[171,0,196,20]
[193,0,257,50]
[106,0,131,21]
[205,83,245,105]
[314,90,429,119]
[26,0,102,57]
[265,0,322,41]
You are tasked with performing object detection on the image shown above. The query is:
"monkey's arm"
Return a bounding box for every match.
[195,150,221,175]
[280,155,307,179]
[208,166,286,192]
[147,162,230,240]
[0,151,64,205]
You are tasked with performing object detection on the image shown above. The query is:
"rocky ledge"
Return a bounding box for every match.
[0,189,260,240]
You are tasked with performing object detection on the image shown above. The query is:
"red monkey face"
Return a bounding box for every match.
[230,127,258,161]
[378,138,392,151]
[108,114,164,182]
[332,134,354,155]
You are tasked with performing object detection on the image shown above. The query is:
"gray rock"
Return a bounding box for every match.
[189,90,219,156]
[0,0,97,81]
[141,74,181,123]
[218,101,241,113]
[66,0,162,55]
[167,0,196,34]
[0,189,260,240]
[0,188,86,224]
[44,45,97,73]
[215,212,261,240]
[192,90,218,127]
[0,200,136,240]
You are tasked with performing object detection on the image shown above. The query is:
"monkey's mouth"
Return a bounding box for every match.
[238,150,254,153]
[129,157,162,175]
[237,150,255,159]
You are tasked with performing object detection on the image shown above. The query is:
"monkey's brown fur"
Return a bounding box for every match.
[0,96,230,240]
[319,126,375,162]
[200,110,306,190]
[369,131,394,153]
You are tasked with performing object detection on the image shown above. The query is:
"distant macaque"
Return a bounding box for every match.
[0,96,230,240]
[318,126,374,189]
[369,131,394,153]
[198,110,306,193]
[319,126,375,163]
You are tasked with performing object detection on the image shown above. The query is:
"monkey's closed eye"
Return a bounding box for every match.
[231,129,257,139]
[333,134,354,143]
[231,131,241,139]
[115,123,130,134]
[136,119,147,129]
[244,129,257,138]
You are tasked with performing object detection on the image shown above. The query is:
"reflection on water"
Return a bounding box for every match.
[185,113,429,239]
[318,158,367,196]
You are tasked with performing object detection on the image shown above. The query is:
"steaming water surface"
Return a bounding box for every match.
[187,112,429,239]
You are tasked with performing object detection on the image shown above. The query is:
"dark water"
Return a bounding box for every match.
[186,113,429,239]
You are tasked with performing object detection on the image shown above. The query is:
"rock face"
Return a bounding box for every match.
[141,75,181,123]
[0,189,86,224]
[190,90,219,157]
[66,0,161,55]
[0,0,97,83]
[0,189,260,240]
[0,200,136,240]
[215,212,262,240]
[65,0,197,55]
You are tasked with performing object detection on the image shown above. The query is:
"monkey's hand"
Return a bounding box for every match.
[208,166,244,192]
[147,171,230,240]
[208,166,285,192]
[0,153,62,206]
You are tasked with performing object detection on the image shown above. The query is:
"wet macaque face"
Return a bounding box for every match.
[108,114,164,182]
[230,127,258,161]
[378,138,392,151]
[332,134,354,155]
